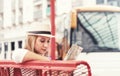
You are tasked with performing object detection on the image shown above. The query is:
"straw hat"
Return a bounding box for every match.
[27,21,54,37]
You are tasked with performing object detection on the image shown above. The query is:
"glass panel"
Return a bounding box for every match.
[0,43,1,53]
[76,11,120,52]
[18,41,22,48]
[4,42,8,51]
[11,42,15,51]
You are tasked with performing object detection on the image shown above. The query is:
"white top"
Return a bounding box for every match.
[12,49,28,63]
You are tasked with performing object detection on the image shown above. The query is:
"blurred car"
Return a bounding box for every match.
[69,5,120,76]
[57,5,120,76]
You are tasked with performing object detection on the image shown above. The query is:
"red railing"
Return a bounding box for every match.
[0,60,92,76]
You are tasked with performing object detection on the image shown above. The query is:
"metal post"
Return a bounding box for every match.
[50,0,55,60]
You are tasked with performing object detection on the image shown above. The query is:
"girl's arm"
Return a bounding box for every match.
[23,50,50,62]
[12,49,50,63]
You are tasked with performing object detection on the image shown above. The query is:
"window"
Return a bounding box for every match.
[34,5,42,20]
[4,42,8,51]
[18,41,22,48]
[96,0,104,4]
[11,42,15,51]
[4,53,6,59]
[0,43,2,53]
[46,4,50,16]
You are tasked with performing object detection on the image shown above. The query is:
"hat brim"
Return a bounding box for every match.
[27,33,54,37]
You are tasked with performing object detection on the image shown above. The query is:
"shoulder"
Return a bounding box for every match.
[12,48,29,57]
[13,48,28,53]
[12,49,29,63]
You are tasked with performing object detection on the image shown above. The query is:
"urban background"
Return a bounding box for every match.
[0,0,120,60]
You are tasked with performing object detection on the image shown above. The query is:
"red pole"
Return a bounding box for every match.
[50,0,55,60]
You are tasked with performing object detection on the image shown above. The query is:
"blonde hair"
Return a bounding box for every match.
[24,35,37,52]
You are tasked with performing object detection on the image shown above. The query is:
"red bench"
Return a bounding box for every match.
[0,60,91,76]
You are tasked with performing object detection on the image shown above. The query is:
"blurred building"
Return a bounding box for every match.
[96,0,120,6]
[0,0,51,60]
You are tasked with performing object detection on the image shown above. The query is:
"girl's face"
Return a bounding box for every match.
[34,36,50,55]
